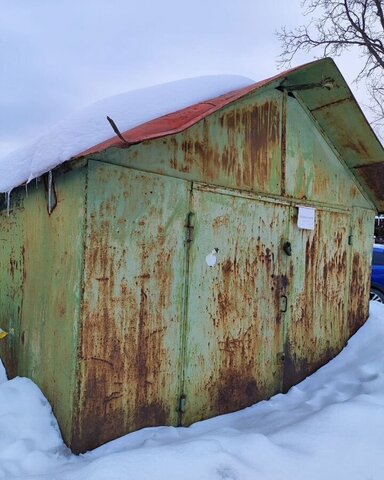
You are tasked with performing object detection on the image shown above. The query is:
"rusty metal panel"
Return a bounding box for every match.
[181,185,289,425]
[74,161,190,452]
[285,96,373,210]
[204,91,282,194]
[283,207,350,391]
[3,168,87,446]
[96,90,282,196]
[0,190,25,378]
[309,99,384,170]
[354,163,384,212]
[347,207,375,337]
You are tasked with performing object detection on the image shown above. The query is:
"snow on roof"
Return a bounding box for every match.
[0,75,254,193]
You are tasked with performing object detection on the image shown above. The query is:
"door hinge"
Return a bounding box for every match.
[185,212,195,244]
[179,394,187,414]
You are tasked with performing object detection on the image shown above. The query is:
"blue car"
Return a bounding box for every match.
[371,244,384,303]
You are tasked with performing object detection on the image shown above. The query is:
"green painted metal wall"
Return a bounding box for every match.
[283,206,351,391]
[76,89,375,449]
[90,89,283,197]
[285,96,370,208]
[72,161,191,452]
[0,167,87,446]
[0,190,24,378]
[182,186,289,425]
[0,84,376,453]
[89,88,372,211]
[347,206,376,337]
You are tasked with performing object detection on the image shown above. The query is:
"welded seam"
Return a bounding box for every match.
[72,159,89,449]
[177,181,194,426]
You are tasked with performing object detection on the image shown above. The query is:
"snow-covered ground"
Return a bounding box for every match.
[1,301,384,480]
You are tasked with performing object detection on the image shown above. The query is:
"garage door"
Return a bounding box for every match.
[181,184,290,425]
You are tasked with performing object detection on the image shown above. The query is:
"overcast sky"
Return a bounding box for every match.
[0,0,370,156]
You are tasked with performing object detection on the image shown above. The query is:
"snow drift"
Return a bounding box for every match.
[0,302,383,479]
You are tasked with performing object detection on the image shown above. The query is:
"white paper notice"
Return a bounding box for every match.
[297,206,316,230]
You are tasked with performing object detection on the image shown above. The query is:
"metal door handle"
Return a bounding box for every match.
[283,241,292,256]
[281,295,288,313]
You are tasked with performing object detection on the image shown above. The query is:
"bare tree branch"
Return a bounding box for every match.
[277,0,384,139]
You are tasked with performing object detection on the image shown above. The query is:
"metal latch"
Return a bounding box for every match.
[186,212,195,243]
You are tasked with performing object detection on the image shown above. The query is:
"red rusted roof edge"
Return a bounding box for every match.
[76,61,320,158]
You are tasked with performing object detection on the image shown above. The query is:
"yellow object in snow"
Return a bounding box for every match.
[0,329,8,340]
